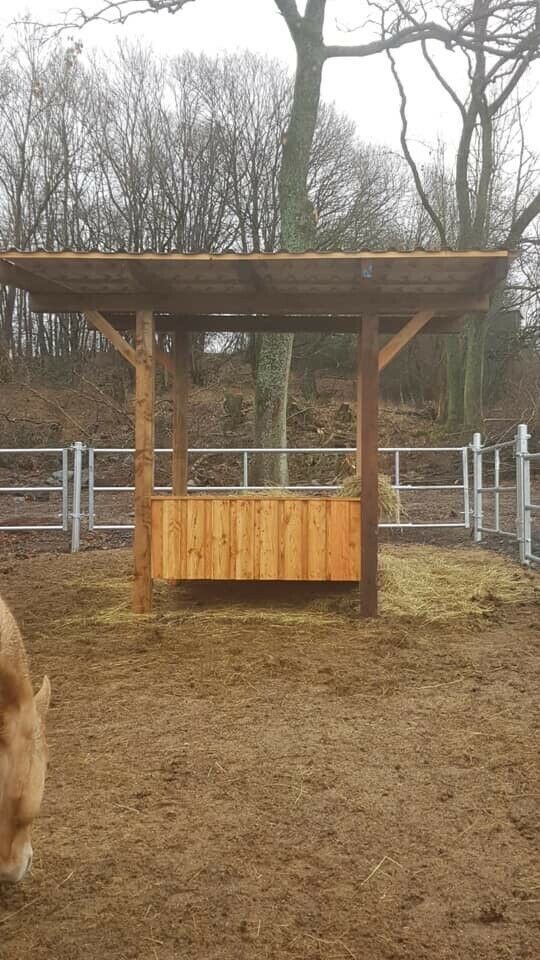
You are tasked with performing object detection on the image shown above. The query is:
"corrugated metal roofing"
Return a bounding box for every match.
[0,248,512,333]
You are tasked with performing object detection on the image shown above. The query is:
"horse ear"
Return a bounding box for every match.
[34,676,51,721]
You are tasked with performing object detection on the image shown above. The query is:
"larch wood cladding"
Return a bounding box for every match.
[151,497,361,581]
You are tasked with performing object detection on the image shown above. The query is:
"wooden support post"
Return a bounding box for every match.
[134,310,155,613]
[359,315,379,618]
[356,331,362,477]
[172,330,189,495]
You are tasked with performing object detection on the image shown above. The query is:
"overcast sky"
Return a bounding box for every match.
[3,0,540,163]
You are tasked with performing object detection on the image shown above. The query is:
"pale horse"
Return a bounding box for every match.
[0,596,50,882]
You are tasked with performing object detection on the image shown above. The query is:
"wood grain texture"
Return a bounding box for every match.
[359,315,380,617]
[151,497,360,581]
[133,310,155,612]
[33,291,490,317]
[85,310,136,366]
[356,329,362,477]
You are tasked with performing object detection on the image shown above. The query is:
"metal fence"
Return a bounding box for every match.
[1,428,537,565]
[87,443,470,534]
[472,422,539,564]
[517,426,540,565]
[0,447,69,532]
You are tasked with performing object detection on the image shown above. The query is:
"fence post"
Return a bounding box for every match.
[61,447,70,532]
[494,448,500,533]
[88,446,95,531]
[462,446,470,528]
[516,423,530,565]
[71,441,84,553]
[394,450,401,524]
[472,432,483,542]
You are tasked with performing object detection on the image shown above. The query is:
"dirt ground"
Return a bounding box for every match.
[0,547,538,960]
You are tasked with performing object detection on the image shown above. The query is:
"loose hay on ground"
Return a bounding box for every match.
[53,545,537,632]
[378,545,537,622]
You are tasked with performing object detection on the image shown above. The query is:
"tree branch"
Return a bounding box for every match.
[420,40,466,117]
[324,22,540,61]
[327,0,540,61]
[387,49,448,247]
[507,190,540,248]
[62,0,196,27]
[24,385,92,438]
[488,57,533,116]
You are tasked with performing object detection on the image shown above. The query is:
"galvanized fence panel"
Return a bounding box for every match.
[472,422,538,566]
[518,428,539,565]
[473,433,518,541]
[0,447,70,532]
[2,431,536,563]
[87,444,471,534]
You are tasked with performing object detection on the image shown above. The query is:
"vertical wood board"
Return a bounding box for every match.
[151,497,361,581]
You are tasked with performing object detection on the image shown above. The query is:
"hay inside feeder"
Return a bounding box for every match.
[335,474,401,521]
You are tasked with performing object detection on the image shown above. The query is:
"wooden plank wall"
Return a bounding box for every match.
[151,497,360,581]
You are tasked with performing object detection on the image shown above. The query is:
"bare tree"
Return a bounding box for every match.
[385,0,540,426]
[54,0,540,475]
[0,32,419,374]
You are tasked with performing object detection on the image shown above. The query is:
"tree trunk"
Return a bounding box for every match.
[463,314,488,427]
[253,5,324,483]
[190,332,205,385]
[444,334,465,428]
[252,333,294,485]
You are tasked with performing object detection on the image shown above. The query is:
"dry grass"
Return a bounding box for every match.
[379,545,538,622]
[55,545,538,632]
[194,476,401,523]
[335,474,401,521]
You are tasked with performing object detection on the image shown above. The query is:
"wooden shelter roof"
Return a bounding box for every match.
[0,249,511,333]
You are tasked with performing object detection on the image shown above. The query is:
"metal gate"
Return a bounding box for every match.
[471,423,539,564]
[1,428,537,564]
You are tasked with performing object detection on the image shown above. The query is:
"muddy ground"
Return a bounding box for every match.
[0,548,538,960]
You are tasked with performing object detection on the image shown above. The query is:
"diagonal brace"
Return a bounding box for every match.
[84,310,174,373]
[378,309,434,371]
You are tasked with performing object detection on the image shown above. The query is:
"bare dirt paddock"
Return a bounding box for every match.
[0,547,539,960]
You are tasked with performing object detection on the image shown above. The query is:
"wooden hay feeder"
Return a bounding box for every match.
[151,496,360,581]
[0,249,511,616]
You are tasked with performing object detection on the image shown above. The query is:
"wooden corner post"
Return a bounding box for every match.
[359,315,379,617]
[134,310,155,613]
[356,327,362,477]
[172,330,189,495]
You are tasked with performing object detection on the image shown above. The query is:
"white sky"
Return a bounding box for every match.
[3,0,540,163]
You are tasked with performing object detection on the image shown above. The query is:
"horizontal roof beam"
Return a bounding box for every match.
[29,291,490,317]
[2,249,511,262]
[102,314,462,335]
